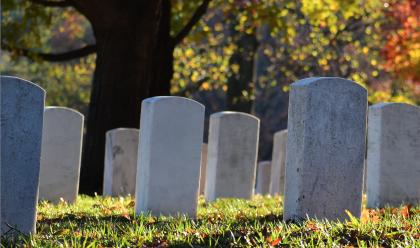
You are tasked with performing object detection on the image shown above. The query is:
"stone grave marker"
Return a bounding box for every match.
[255,161,271,195]
[199,143,208,195]
[283,77,367,222]
[270,129,287,195]
[135,96,204,217]
[38,107,84,204]
[366,103,420,208]
[1,76,45,235]
[205,111,260,202]
[103,128,139,197]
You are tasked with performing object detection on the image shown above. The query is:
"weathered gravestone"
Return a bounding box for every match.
[270,130,287,195]
[255,161,271,195]
[366,103,420,208]
[199,143,208,195]
[283,77,367,222]
[1,76,45,236]
[103,128,139,197]
[38,107,84,204]
[135,97,204,217]
[205,111,260,201]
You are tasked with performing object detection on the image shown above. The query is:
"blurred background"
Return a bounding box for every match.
[1,0,419,193]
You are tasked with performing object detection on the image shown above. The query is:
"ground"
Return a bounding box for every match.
[2,195,419,247]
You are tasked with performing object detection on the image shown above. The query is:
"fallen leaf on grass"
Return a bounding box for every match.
[400,205,411,218]
[306,221,319,231]
[267,237,282,246]
[122,213,131,220]
[361,209,380,223]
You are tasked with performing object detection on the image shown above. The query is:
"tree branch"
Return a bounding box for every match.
[29,0,72,7]
[2,44,97,62]
[172,0,211,45]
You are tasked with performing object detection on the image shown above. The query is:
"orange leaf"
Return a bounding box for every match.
[306,221,319,231]
[122,213,131,220]
[400,205,412,218]
[269,237,282,246]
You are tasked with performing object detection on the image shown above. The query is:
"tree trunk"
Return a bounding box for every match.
[79,2,162,195]
[227,33,259,113]
[149,0,174,96]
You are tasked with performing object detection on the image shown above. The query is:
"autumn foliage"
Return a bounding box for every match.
[382,0,420,85]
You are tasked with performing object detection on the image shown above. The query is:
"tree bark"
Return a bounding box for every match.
[149,0,173,96]
[79,1,162,195]
[227,33,259,113]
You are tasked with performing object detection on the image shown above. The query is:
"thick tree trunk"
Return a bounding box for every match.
[79,2,162,195]
[227,33,259,113]
[149,0,173,96]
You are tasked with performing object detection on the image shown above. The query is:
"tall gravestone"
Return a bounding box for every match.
[1,76,45,236]
[270,130,287,195]
[199,143,208,195]
[205,111,260,201]
[366,103,420,208]
[103,128,139,197]
[135,97,204,217]
[283,77,367,222]
[38,107,84,204]
[255,161,271,195]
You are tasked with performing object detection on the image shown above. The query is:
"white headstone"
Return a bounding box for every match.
[367,103,420,208]
[270,130,287,195]
[103,128,139,197]
[284,77,367,222]
[1,76,45,235]
[38,107,84,204]
[135,97,204,217]
[205,111,260,201]
[199,143,208,195]
[255,161,271,195]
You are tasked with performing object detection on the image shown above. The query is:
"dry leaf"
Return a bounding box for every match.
[306,221,319,231]
[400,205,412,218]
[269,237,282,246]
[122,213,131,220]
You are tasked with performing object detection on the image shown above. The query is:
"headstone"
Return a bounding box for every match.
[38,107,84,204]
[366,103,420,208]
[103,128,139,197]
[283,77,367,222]
[270,130,287,195]
[205,111,260,201]
[199,143,208,195]
[1,76,45,235]
[135,96,204,217]
[255,161,271,195]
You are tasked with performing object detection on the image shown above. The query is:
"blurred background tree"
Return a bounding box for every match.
[2,0,419,191]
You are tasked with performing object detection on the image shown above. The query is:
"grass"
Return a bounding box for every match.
[1,195,419,247]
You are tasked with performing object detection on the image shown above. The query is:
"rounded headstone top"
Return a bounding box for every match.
[291,77,366,93]
[258,161,271,166]
[45,106,84,118]
[210,111,260,122]
[142,96,204,109]
[370,102,420,112]
[106,128,140,135]
[1,76,45,94]
[274,129,288,138]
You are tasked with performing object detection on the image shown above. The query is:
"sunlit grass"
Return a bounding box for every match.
[1,195,419,247]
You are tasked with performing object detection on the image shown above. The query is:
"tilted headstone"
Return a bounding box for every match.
[38,107,84,204]
[103,128,139,197]
[1,76,45,235]
[199,143,208,195]
[270,130,287,195]
[135,97,204,217]
[366,103,420,208]
[205,111,260,201]
[255,161,271,195]
[283,77,367,222]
